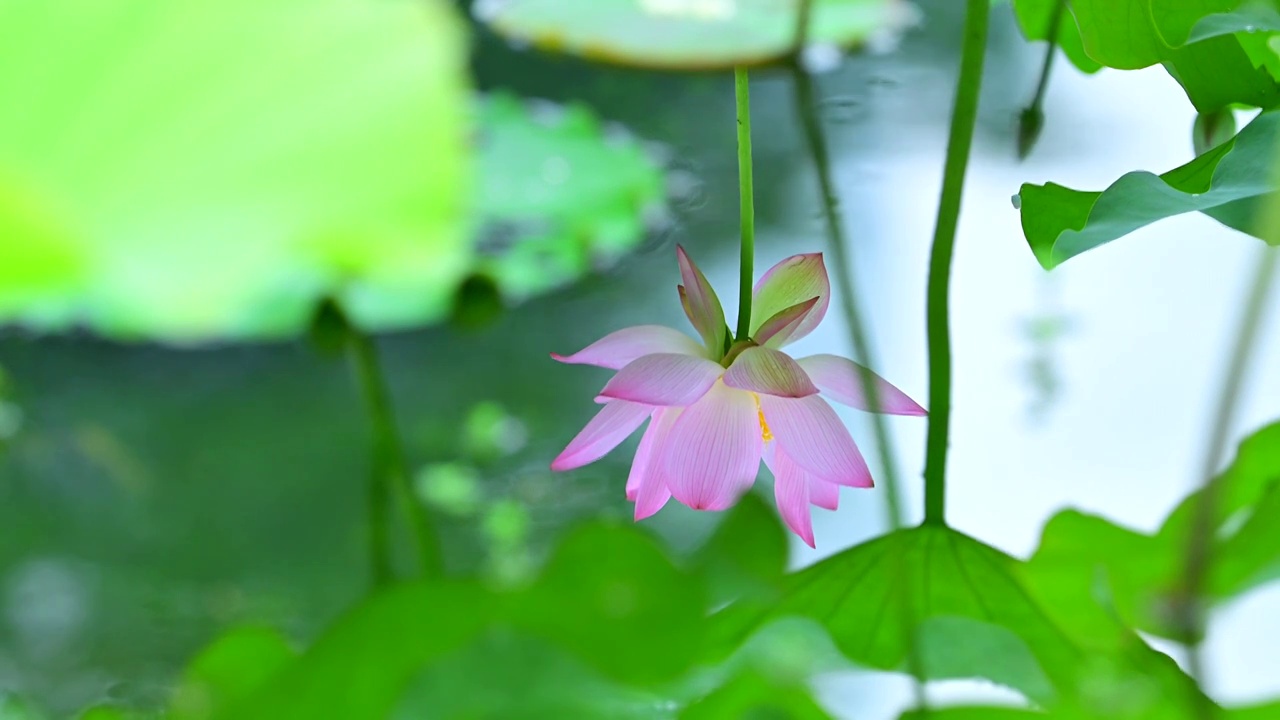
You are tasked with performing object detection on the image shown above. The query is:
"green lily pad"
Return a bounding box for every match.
[478,0,906,70]
[1015,109,1280,269]
[708,525,1205,717]
[0,0,472,342]
[474,94,666,301]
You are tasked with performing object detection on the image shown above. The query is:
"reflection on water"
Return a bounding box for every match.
[1,1,1278,716]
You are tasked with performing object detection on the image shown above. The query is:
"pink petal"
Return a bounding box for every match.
[625,412,658,501]
[551,400,652,471]
[552,325,705,370]
[722,346,819,398]
[809,477,841,510]
[662,382,762,511]
[754,297,820,348]
[796,354,926,416]
[598,353,723,406]
[676,246,727,354]
[635,474,672,521]
[758,394,872,487]
[763,444,815,547]
[750,254,830,347]
[634,408,680,520]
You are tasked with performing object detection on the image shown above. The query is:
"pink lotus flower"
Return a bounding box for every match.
[551,246,924,547]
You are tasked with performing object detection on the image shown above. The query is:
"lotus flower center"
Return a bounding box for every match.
[751,392,773,442]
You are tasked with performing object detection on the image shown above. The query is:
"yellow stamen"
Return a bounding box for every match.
[751,392,773,442]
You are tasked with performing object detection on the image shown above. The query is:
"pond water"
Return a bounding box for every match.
[1,1,1278,717]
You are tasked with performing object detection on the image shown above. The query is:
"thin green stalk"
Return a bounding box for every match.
[347,328,443,583]
[790,2,925,709]
[735,67,756,341]
[1181,246,1278,714]
[791,69,908,533]
[923,0,990,526]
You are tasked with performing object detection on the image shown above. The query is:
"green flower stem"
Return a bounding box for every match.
[923,0,990,527]
[1182,245,1278,711]
[347,326,443,584]
[734,66,756,341]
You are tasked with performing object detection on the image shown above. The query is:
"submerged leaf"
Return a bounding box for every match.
[1016,110,1280,269]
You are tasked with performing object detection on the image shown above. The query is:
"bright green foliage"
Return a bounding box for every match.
[218,583,496,720]
[0,0,470,342]
[397,633,672,720]
[513,523,706,682]
[207,523,705,719]
[480,0,902,69]
[169,627,297,720]
[708,525,1205,717]
[1010,0,1280,111]
[690,492,789,608]
[1230,701,1280,719]
[899,701,1280,720]
[475,94,666,300]
[1024,422,1280,643]
[680,671,835,720]
[898,708,1043,720]
[1010,0,1101,73]
[1016,110,1280,269]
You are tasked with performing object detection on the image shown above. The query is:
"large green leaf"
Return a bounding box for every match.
[170,626,297,719]
[1063,0,1280,110]
[898,709,1043,720]
[680,671,834,720]
[690,492,790,608]
[1023,421,1280,645]
[899,701,1280,720]
[1015,109,1280,269]
[1010,0,1101,73]
[708,525,1204,718]
[510,522,707,683]
[0,0,470,342]
[479,0,904,70]
[395,632,673,720]
[220,583,495,720]
[215,522,705,719]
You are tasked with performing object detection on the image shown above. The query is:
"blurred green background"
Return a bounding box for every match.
[5,0,1279,718]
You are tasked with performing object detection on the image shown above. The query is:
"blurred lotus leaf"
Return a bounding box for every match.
[0,3,665,343]
[477,0,910,70]
[473,94,667,301]
[0,0,471,342]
